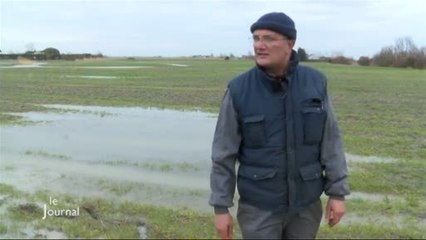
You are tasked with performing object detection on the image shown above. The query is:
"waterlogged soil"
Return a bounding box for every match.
[0,105,412,210]
[1,104,423,238]
[0,105,216,211]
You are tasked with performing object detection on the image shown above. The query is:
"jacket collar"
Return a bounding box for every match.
[256,50,299,92]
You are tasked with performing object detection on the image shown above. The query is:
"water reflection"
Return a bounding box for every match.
[0,105,217,211]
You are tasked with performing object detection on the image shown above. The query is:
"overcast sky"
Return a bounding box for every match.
[1,0,425,58]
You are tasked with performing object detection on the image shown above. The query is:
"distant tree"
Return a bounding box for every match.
[357,56,371,66]
[372,46,394,67]
[415,47,426,68]
[372,37,425,69]
[297,47,309,61]
[317,56,331,63]
[95,51,104,58]
[329,55,353,65]
[393,37,420,68]
[43,47,61,60]
[23,50,37,60]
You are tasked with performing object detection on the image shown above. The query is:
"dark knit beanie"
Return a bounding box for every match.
[250,12,297,40]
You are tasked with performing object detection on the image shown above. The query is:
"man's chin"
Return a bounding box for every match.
[255,58,270,67]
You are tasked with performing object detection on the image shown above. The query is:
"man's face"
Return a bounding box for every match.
[252,29,295,72]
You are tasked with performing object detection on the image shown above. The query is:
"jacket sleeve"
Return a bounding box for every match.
[321,95,350,199]
[209,88,241,212]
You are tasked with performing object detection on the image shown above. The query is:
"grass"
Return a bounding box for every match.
[102,159,200,172]
[304,62,426,161]
[1,58,424,160]
[1,57,425,238]
[0,183,223,239]
[0,58,242,117]
[348,160,426,195]
[1,182,424,238]
[24,150,71,160]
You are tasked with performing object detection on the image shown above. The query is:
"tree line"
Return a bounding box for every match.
[297,37,425,69]
[1,37,424,69]
[0,47,103,60]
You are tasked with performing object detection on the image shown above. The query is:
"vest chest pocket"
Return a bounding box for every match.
[302,102,326,145]
[242,115,266,148]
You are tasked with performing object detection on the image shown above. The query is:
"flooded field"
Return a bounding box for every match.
[0,104,416,210]
[1,105,217,211]
[1,56,424,238]
[1,103,425,238]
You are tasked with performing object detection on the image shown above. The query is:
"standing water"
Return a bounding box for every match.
[0,105,218,211]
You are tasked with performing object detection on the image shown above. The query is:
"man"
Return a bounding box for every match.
[209,12,350,239]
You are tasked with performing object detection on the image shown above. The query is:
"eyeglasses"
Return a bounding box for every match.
[251,35,289,44]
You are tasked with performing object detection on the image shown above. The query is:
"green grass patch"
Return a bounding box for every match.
[1,183,224,238]
[346,196,425,219]
[318,222,424,239]
[2,183,425,238]
[0,223,7,234]
[0,183,27,199]
[348,160,426,195]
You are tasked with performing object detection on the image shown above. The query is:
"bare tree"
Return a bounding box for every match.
[372,37,425,69]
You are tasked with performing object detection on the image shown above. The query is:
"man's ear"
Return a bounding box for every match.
[288,40,296,48]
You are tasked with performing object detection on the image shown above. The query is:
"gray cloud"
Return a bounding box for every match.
[1,0,425,57]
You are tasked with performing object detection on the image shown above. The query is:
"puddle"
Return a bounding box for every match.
[138,225,148,239]
[347,191,401,202]
[337,212,408,228]
[0,64,153,69]
[65,75,118,79]
[0,104,405,214]
[0,62,47,68]
[76,66,154,69]
[0,105,216,211]
[168,64,189,67]
[346,153,398,163]
[22,226,68,239]
[334,211,426,230]
[0,224,67,239]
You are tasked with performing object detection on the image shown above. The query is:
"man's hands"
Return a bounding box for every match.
[325,198,345,227]
[215,213,233,239]
[214,198,344,239]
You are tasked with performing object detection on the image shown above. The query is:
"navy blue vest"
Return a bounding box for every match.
[229,56,327,212]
